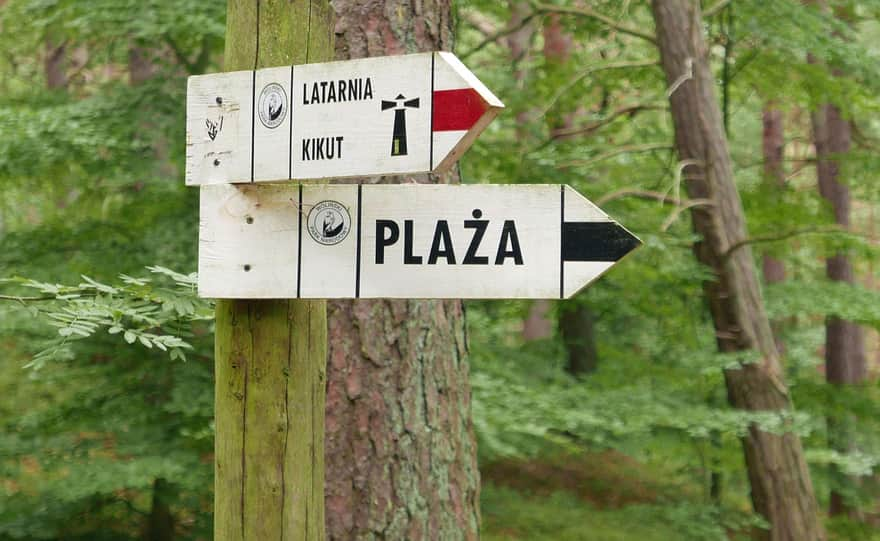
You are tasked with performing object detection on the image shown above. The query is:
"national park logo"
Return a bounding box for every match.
[307,200,351,246]
[258,83,287,129]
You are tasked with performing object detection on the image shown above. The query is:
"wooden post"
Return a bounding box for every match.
[214,1,333,540]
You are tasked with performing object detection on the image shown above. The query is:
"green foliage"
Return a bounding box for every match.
[1,0,879,537]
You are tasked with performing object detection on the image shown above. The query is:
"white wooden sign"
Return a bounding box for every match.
[185,52,503,185]
[198,184,640,299]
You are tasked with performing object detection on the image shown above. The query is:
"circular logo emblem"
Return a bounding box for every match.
[258,83,287,129]
[307,201,351,246]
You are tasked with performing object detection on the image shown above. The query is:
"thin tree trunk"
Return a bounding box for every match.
[523,300,553,341]
[325,2,480,540]
[128,46,154,86]
[762,106,786,351]
[651,2,824,540]
[45,38,66,90]
[142,478,174,541]
[559,302,599,376]
[811,92,866,521]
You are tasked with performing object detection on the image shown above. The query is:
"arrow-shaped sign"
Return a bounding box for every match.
[198,184,640,299]
[185,52,503,185]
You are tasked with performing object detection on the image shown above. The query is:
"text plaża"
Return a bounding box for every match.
[300,78,373,162]
[374,209,524,266]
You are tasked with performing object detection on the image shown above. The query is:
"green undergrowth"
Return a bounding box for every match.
[480,451,757,541]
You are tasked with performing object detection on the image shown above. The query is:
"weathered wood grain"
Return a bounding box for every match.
[213,1,331,540]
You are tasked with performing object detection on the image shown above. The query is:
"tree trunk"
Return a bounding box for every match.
[325,2,480,540]
[811,89,866,520]
[761,106,786,351]
[215,2,333,540]
[651,2,824,540]
[142,478,174,541]
[45,38,66,90]
[128,45,154,86]
[522,300,553,341]
[559,302,599,376]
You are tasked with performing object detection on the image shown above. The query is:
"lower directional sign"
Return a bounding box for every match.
[198,184,640,299]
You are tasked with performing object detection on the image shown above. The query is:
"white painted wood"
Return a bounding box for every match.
[184,53,504,185]
[359,184,560,298]
[563,185,608,222]
[431,52,504,172]
[253,66,293,182]
[299,184,359,298]
[292,54,432,179]
[198,184,639,299]
[198,184,300,298]
[185,70,253,185]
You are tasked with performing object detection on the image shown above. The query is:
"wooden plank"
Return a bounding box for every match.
[198,183,640,299]
[186,71,253,185]
[185,52,503,184]
[214,1,330,540]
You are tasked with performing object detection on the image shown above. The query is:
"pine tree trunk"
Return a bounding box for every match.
[811,97,866,520]
[651,2,824,539]
[324,2,480,539]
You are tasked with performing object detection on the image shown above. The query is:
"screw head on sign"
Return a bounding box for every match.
[213,159,220,166]
[216,96,223,105]
[243,264,251,272]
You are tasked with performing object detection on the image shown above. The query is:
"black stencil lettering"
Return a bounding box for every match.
[376,220,399,264]
[338,80,347,101]
[302,84,309,105]
[404,220,423,264]
[463,215,489,265]
[302,139,310,160]
[364,78,373,99]
[495,220,524,265]
[315,138,325,159]
[336,136,344,159]
[327,81,336,102]
[428,220,456,264]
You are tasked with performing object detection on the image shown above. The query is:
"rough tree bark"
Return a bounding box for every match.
[811,84,866,520]
[651,2,824,540]
[324,2,480,540]
[215,2,333,540]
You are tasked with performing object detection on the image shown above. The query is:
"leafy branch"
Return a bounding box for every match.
[1,267,212,368]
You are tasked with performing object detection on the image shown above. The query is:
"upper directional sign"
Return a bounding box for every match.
[185,52,503,185]
[198,184,640,299]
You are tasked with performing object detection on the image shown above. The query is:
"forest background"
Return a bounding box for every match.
[0,0,879,540]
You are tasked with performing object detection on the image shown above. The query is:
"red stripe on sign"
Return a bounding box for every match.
[432,88,488,132]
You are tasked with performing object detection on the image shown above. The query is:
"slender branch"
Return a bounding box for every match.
[0,294,56,302]
[704,0,732,18]
[164,36,196,73]
[532,3,656,44]
[662,200,713,231]
[549,103,667,140]
[722,226,867,261]
[561,143,673,168]
[539,59,660,118]
[595,188,713,209]
[460,12,540,60]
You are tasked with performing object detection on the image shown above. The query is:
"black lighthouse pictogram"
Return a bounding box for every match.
[381,94,420,156]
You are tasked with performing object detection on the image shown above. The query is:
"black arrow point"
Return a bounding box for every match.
[562,222,641,262]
